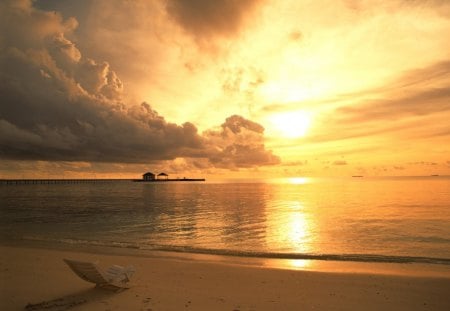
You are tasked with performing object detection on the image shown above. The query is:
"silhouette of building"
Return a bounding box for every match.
[158,172,168,180]
[142,172,156,181]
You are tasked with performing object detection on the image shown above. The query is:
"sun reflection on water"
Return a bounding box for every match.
[287,259,311,269]
[289,207,308,243]
[287,202,312,254]
[267,195,314,258]
[271,198,316,270]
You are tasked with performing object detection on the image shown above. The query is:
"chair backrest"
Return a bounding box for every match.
[105,265,135,283]
[64,259,108,285]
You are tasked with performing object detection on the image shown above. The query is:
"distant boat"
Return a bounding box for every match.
[352,175,364,178]
[430,174,439,177]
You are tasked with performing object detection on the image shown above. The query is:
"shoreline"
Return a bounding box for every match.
[2,239,450,277]
[2,244,450,310]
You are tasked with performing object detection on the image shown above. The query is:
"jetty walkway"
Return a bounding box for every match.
[0,179,132,185]
[0,178,205,185]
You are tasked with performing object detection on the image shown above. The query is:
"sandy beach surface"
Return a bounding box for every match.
[1,245,450,311]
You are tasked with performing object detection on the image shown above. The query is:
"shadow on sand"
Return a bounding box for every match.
[24,287,120,310]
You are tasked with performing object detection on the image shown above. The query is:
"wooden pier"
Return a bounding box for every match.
[0,178,205,185]
[0,179,132,185]
[133,178,205,182]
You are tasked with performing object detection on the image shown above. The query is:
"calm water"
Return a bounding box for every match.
[1,177,450,265]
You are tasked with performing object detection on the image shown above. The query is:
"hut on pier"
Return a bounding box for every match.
[142,172,156,181]
[157,172,169,180]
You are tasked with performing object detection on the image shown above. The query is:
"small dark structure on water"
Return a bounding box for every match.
[137,171,205,182]
[157,172,169,180]
[142,172,156,181]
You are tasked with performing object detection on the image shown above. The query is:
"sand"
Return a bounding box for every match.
[1,245,450,311]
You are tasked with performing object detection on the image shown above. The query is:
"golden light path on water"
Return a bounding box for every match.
[266,177,315,269]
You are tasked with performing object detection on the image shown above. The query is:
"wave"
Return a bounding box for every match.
[147,245,450,265]
[18,236,450,266]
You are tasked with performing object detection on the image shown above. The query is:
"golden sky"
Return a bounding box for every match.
[1,0,449,178]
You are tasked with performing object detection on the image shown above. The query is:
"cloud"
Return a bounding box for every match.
[202,115,280,168]
[332,160,348,166]
[336,87,450,123]
[0,0,278,169]
[282,160,308,166]
[408,161,438,166]
[340,60,450,120]
[301,60,450,145]
[165,0,263,41]
[288,30,303,42]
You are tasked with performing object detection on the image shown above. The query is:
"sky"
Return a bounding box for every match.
[1,0,449,179]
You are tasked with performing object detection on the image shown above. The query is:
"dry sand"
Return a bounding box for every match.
[1,245,450,311]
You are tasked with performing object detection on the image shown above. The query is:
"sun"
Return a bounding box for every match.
[269,110,311,139]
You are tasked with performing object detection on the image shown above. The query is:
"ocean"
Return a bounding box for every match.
[1,177,450,266]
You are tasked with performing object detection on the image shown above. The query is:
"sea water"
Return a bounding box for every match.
[1,177,449,265]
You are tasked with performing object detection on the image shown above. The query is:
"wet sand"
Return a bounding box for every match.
[1,245,450,310]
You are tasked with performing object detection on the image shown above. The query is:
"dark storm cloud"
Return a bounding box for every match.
[0,0,278,168]
[165,0,262,39]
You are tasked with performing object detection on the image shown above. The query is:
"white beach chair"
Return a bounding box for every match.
[63,259,135,291]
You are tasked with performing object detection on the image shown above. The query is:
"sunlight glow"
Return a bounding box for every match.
[269,111,312,138]
[260,82,311,103]
[287,259,311,269]
[288,203,309,242]
[288,177,310,185]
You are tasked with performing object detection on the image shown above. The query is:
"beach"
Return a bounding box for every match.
[3,0,450,309]
[1,245,450,311]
